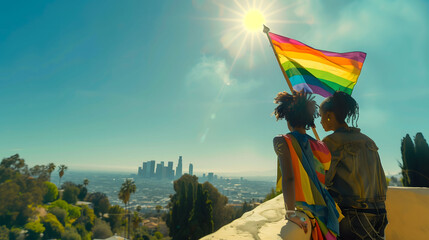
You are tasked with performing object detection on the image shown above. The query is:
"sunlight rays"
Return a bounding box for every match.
[196,0,311,143]
[209,0,309,70]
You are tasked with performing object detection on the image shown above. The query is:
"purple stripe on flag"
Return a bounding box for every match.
[293,83,333,98]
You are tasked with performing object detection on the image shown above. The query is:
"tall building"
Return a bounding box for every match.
[142,162,148,177]
[167,161,174,179]
[156,162,164,179]
[208,172,214,182]
[148,160,155,178]
[175,156,182,178]
[189,163,193,176]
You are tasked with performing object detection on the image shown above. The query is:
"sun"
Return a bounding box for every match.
[243,10,265,32]
[204,0,308,71]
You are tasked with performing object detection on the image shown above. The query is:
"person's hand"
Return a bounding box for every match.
[287,215,308,233]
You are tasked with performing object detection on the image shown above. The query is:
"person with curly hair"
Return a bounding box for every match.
[320,91,388,240]
[273,90,339,240]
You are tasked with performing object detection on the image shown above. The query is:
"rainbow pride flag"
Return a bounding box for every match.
[276,132,339,239]
[269,32,366,97]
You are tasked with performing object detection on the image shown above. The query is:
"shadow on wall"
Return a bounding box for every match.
[202,187,429,240]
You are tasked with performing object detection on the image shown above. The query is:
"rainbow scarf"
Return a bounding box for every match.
[269,32,366,97]
[276,132,339,239]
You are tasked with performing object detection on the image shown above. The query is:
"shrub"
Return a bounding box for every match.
[40,213,64,239]
[0,225,9,240]
[43,182,58,203]
[49,200,69,210]
[154,231,163,239]
[62,226,81,240]
[62,186,80,204]
[68,205,81,220]
[24,221,45,240]
[48,207,68,226]
[92,219,112,239]
[48,200,80,220]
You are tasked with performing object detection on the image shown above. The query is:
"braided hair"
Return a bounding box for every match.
[273,90,318,130]
[320,91,359,126]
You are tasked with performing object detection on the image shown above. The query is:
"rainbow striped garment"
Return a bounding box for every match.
[276,132,339,239]
[269,32,367,97]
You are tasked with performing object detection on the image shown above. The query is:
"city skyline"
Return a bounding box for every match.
[1,1,428,175]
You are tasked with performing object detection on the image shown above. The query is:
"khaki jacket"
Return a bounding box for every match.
[323,128,387,209]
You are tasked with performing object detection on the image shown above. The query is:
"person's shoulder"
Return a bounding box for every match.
[322,131,336,143]
[273,135,287,143]
[355,129,379,148]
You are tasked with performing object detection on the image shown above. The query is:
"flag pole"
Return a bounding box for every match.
[263,25,320,140]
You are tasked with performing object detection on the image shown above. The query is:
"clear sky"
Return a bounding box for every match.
[1,0,428,176]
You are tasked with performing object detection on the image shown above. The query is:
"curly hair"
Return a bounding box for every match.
[273,90,318,130]
[320,91,359,126]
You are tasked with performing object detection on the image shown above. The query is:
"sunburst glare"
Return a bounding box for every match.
[243,10,265,32]
[208,0,309,71]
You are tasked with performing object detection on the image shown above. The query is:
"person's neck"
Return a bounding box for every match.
[292,127,306,134]
[333,123,349,132]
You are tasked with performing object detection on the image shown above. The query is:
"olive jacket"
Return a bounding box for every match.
[323,127,387,210]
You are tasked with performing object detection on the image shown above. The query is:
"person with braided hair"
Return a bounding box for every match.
[273,90,339,240]
[320,91,388,240]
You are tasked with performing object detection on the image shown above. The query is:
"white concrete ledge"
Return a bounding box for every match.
[202,187,429,240]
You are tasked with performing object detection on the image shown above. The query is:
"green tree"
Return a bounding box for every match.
[202,181,231,231]
[87,192,110,217]
[106,205,123,234]
[83,178,89,187]
[167,175,198,239]
[136,205,142,213]
[73,205,95,233]
[154,231,163,239]
[58,165,68,187]
[401,134,416,186]
[400,133,429,187]
[40,213,64,239]
[62,185,80,204]
[155,205,162,214]
[48,207,68,226]
[118,178,136,239]
[62,226,82,240]
[43,181,58,203]
[92,219,113,239]
[131,212,142,233]
[414,133,429,186]
[49,200,80,221]
[0,155,45,227]
[0,225,9,240]
[74,223,91,240]
[264,187,282,202]
[188,184,213,240]
[47,163,56,182]
[25,221,45,240]
[77,185,88,201]
[29,165,49,181]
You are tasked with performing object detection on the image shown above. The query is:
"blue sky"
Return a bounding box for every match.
[1,0,428,176]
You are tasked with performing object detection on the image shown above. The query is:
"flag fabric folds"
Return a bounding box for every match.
[276,132,339,239]
[269,32,367,97]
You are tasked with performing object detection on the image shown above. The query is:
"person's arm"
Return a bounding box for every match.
[274,136,308,232]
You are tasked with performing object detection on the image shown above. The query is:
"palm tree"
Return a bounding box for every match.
[58,165,68,188]
[47,163,56,182]
[155,205,162,214]
[131,211,143,233]
[83,178,89,187]
[118,178,136,239]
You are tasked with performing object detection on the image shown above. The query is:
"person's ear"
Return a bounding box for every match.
[326,112,334,122]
